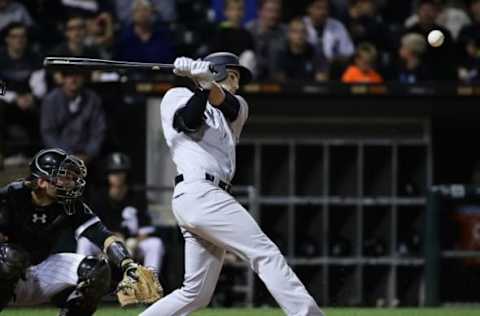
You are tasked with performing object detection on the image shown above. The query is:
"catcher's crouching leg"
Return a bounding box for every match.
[0,243,29,311]
[56,256,111,316]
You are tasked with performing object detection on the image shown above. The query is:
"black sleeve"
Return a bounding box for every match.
[218,90,241,122]
[71,201,98,232]
[173,88,209,133]
[81,222,112,248]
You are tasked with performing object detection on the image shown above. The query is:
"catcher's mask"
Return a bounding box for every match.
[30,148,87,215]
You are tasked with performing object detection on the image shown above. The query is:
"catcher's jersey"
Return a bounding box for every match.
[0,181,101,264]
[161,87,249,182]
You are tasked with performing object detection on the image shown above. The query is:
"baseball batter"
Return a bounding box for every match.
[0,148,161,315]
[141,52,324,316]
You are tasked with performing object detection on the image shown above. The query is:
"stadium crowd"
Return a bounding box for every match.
[2,0,480,88]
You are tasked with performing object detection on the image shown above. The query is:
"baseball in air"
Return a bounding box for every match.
[427,30,444,47]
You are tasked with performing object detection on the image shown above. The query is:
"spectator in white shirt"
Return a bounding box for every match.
[303,0,355,80]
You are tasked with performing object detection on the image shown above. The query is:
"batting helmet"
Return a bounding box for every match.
[204,52,252,85]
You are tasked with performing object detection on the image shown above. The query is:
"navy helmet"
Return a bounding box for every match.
[204,52,252,85]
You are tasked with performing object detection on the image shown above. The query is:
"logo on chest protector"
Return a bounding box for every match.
[32,213,47,224]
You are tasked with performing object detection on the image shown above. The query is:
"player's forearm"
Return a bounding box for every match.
[82,222,133,268]
[104,235,134,269]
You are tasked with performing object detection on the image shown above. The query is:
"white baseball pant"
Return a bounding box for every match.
[140,181,324,316]
[10,253,84,306]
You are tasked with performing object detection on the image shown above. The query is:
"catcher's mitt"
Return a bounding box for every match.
[116,262,164,307]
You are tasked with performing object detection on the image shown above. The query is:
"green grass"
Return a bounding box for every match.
[3,307,480,316]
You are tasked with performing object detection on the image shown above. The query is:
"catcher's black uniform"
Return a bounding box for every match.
[0,181,107,265]
[0,148,138,316]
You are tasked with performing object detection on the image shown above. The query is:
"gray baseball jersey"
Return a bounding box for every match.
[161,87,248,182]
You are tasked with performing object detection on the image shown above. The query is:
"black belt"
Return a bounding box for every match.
[175,173,232,193]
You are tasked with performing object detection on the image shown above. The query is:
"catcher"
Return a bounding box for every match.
[0,148,162,315]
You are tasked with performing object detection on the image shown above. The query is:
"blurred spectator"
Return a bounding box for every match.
[49,15,102,85]
[381,0,415,26]
[0,22,46,99]
[0,0,33,33]
[346,0,388,52]
[437,0,471,40]
[49,15,101,58]
[406,0,471,39]
[18,0,65,50]
[115,0,174,63]
[114,0,176,24]
[77,152,165,274]
[40,71,106,165]
[210,0,256,65]
[329,0,350,22]
[211,0,257,24]
[246,0,287,80]
[84,11,115,59]
[341,42,383,83]
[20,0,113,50]
[271,18,319,82]
[172,0,215,58]
[394,33,431,83]
[1,83,40,160]
[55,0,117,59]
[57,0,114,16]
[303,0,355,80]
[405,0,456,80]
[457,0,480,82]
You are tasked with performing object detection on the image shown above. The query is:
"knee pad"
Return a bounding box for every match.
[0,243,29,309]
[59,256,111,316]
[77,256,112,294]
[0,243,29,281]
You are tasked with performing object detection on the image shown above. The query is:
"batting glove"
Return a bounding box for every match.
[191,61,215,89]
[173,57,194,77]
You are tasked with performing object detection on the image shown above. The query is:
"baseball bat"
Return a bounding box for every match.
[43,57,175,72]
